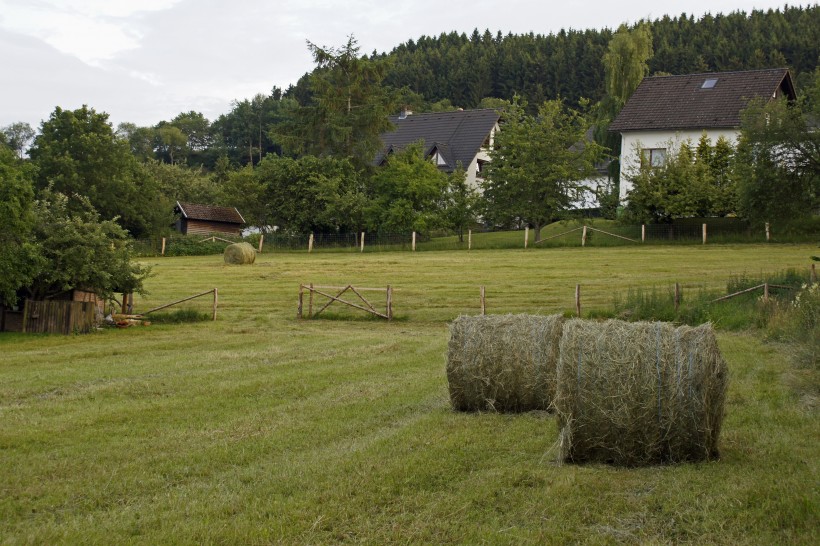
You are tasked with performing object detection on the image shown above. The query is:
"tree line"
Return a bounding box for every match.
[1,6,818,309]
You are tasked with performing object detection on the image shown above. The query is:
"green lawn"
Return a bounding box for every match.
[1,245,817,544]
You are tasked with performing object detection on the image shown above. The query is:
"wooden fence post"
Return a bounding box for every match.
[702,223,707,245]
[812,263,817,284]
[412,232,416,252]
[297,284,304,319]
[309,283,314,318]
[581,225,588,247]
[765,222,770,242]
[468,229,472,251]
[524,227,529,249]
[480,286,486,315]
[575,284,581,317]
[360,232,365,253]
[308,233,314,253]
[763,282,769,303]
[386,285,393,320]
[674,282,681,312]
[641,224,646,242]
[212,288,218,320]
[161,237,166,256]
[258,234,264,253]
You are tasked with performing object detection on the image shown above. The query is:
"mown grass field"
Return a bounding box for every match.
[1,244,818,544]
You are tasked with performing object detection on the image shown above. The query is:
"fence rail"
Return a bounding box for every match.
[132,220,800,257]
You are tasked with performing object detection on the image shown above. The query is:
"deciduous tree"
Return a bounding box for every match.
[483,99,604,241]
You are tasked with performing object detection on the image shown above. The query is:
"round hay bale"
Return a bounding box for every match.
[446,314,564,412]
[223,242,256,265]
[554,319,728,466]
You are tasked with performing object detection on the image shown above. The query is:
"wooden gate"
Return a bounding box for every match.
[298,284,393,320]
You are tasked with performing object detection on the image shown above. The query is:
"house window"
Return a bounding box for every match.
[641,148,666,167]
[701,78,718,89]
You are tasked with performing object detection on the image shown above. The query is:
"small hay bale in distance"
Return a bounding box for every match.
[554,319,728,466]
[223,242,256,265]
[446,314,564,412]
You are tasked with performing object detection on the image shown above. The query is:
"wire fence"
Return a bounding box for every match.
[131,219,798,257]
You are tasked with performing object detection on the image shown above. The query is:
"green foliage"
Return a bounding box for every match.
[624,135,738,223]
[483,99,604,240]
[735,97,820,227]
[2,122,36,159]
[603,22,653,107]
[235,154,364,234]
[116,122,156,162]
[139,160,222,208]
[286,36,398,167]
[0,146,42,304]
[215,91,294,167]
[376,6,818,112]
[29,106,168,237]
[145,308,212,323]
[440,167,479,242]
[155,125,187,165]
[366,142,448,234]
[26,187,151,300]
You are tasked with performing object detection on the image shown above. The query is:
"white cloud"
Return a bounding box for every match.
[0,0,182,62]
[0,0,800,129]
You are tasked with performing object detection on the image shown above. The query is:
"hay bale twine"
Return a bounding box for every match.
[554,319,728,466]
[223,242,256,265]
[446,314,564,412]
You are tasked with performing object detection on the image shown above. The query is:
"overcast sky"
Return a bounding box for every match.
[0,0,804,129]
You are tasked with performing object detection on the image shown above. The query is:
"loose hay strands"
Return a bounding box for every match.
[446,314,564,412]
[224,242,256,265]
[554,319,728,466]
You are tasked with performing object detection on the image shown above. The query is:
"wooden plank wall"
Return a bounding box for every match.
[22,300,96,334]
[183,219,241,236]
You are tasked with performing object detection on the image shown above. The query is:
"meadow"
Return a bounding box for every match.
[1,244,818,544]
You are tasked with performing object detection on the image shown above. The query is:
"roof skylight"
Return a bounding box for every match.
[701,78,718,89]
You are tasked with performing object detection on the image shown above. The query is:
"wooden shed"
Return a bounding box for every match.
[174,202,245,236]
[1,289,104,334]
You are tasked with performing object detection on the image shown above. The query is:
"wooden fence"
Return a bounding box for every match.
[298,284,393,320]
[22,300,97,334]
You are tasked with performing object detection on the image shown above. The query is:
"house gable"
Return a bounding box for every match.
[611,68,796,201]
[610,68,795,133]
[375,108,501,187]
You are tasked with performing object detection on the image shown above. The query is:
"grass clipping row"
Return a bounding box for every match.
[554,319,728,466]
[446,314,564,412]
[223,242,256,265]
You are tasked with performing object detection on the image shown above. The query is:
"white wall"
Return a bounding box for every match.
[467,123,498,189]
[618,128,740,201]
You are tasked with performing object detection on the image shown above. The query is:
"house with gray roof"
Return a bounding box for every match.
[610,68,796,200]
[374,108,501,188]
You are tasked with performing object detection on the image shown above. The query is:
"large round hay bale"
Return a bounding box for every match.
[554,319,728,466]
[223,242,256,265]
[446,314,564,412]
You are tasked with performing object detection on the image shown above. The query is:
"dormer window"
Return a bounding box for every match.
[701,78,718,89]
[431,150,447,166]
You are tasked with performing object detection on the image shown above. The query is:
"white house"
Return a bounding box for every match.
[374,108,501,189]
[609,68,796,201]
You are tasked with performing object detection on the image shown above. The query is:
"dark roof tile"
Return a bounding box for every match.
[375,109,500,170]
[610,68,795,133]
[175,202,245,224]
